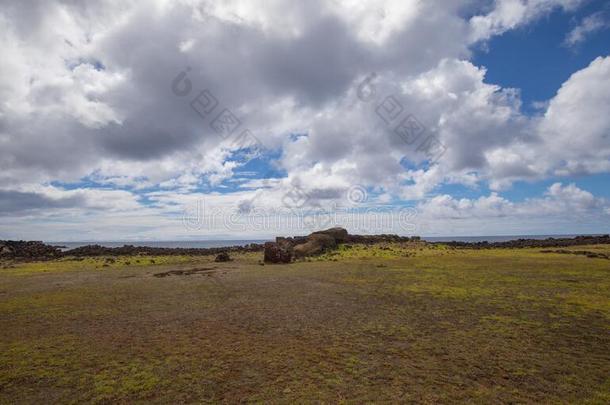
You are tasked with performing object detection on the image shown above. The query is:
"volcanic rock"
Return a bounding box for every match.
[264,242,293,264]
[0,244,14,256]
[0,241,61,260]
[214,252,232,262]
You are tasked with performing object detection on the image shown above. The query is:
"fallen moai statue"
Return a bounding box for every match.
[293,233,336,258]
[265,227,386,263]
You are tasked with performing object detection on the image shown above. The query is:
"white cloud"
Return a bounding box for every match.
[415,183,609,235]
[469,0,585,43]
[564,10,610,47]
[419,182,608,219]
[538,56,610,175]
[1,0,608,239]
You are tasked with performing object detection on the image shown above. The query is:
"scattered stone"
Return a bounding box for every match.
[215,252,232,262]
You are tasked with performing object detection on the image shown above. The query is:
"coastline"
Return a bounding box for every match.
[2,233,610,262]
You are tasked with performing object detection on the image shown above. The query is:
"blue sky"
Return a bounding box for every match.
[471,0,610,203]
[0,0,609,241]
[474,0,610,111]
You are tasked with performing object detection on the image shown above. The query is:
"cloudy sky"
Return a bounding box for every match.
[1,0,609,241]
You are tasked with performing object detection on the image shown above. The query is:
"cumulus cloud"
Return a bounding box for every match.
[418,182,607,220]
[0,0,468,187]
[415,183,610,235]
[531,56,610,176]
[0,0,608,239]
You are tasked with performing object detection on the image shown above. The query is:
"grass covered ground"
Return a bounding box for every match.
[1,244,609,403]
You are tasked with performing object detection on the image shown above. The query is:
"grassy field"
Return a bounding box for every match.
[1,244,609,403]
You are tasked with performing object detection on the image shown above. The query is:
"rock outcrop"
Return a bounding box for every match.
[0,241,62,260]
[263,241,293,264]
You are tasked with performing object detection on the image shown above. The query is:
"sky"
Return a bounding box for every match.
[0,0,609,241]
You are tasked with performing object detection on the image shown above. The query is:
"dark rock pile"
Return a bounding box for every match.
[436,235,610,249]
[0,240,264,261]
[0,241,62,260]
[63,243,264,258]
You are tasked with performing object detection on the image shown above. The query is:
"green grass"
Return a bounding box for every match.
[1,245,609,403]
[1,254,205,276]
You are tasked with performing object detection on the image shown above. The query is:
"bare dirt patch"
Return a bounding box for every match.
[153,267,219,278]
